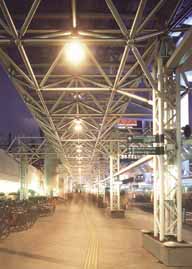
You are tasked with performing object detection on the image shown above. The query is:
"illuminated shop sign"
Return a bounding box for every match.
[116,119,138,129]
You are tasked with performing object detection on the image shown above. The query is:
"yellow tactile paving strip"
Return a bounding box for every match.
[83,207,99,269]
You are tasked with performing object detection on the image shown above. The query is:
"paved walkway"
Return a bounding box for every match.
[127,206,192,242]
[0,194,189,269]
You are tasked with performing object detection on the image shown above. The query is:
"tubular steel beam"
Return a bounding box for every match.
[105,0,128,37]
[129,0,147,38]
[85,45,112,86]
[40,47,64,87]
[100,155,153,183]
[114,45,130,88]
[40,87,152,92]
[22,38,126,46]
[132,46,157,91]
[0,48,35,87]
[118,41,156,86]
[136,0,166,34]
[20,0,41,37]
[51,113,152,118]
[0,0,18,38]
[166,27,192,69]
[117,89,153,105]
[72,0,77,29]
[0,17,12,35]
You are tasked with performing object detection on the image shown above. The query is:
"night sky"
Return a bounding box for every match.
[0,65,40,137]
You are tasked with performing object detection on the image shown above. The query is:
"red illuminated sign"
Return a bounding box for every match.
[117,119,137,126]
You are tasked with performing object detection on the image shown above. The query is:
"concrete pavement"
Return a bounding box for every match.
[0,194,188,269]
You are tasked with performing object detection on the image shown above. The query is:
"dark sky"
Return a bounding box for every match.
[0,65,40,137]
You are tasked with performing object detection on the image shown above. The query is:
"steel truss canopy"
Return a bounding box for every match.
[0,0,192,180]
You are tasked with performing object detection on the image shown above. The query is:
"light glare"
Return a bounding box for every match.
[74,119,82,132]
[65,40,85,65]
[74,124,82,132]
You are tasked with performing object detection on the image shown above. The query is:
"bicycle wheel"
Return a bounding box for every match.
[0,221,10,240]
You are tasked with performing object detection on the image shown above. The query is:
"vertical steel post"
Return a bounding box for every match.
[117,141,120,172]
[98,168,101,198]
[64,175,68,200]
[152,39,183,242]
[110,154,114,210]
[103,182,106,205]
[176,70,182,242]
[117,182,120,210]
[157,56,165,241]
[20,156,28,200]
[109,142,121,211]
[152,64,158,237]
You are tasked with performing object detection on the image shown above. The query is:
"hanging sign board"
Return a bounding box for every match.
[127,146,164,155]
[127,134,164,143]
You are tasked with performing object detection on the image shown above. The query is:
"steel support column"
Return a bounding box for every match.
[109,142,120,210]
[153,40,182,241]
[44,145,58,196]
[97,168,106,206]
[20,155,28,200]
[63,175,69,200]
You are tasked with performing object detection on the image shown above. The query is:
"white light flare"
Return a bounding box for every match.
[64,40,85,66]
[74,119,82,132]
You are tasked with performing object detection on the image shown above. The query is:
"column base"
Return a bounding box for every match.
[106,208,125,218]
[142,230,192,267]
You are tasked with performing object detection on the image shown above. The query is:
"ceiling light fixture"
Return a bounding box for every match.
[76,148,82,153]
[74,118,82,132]
[64,39,85,66]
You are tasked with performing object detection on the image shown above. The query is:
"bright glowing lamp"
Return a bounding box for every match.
[76,148,82,153]
[74,118,82,132]
[74,124,82,132]
[65,40,85,65]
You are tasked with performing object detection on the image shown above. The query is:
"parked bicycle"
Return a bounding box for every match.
[0,196,56,240]
[0,204,10,239]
